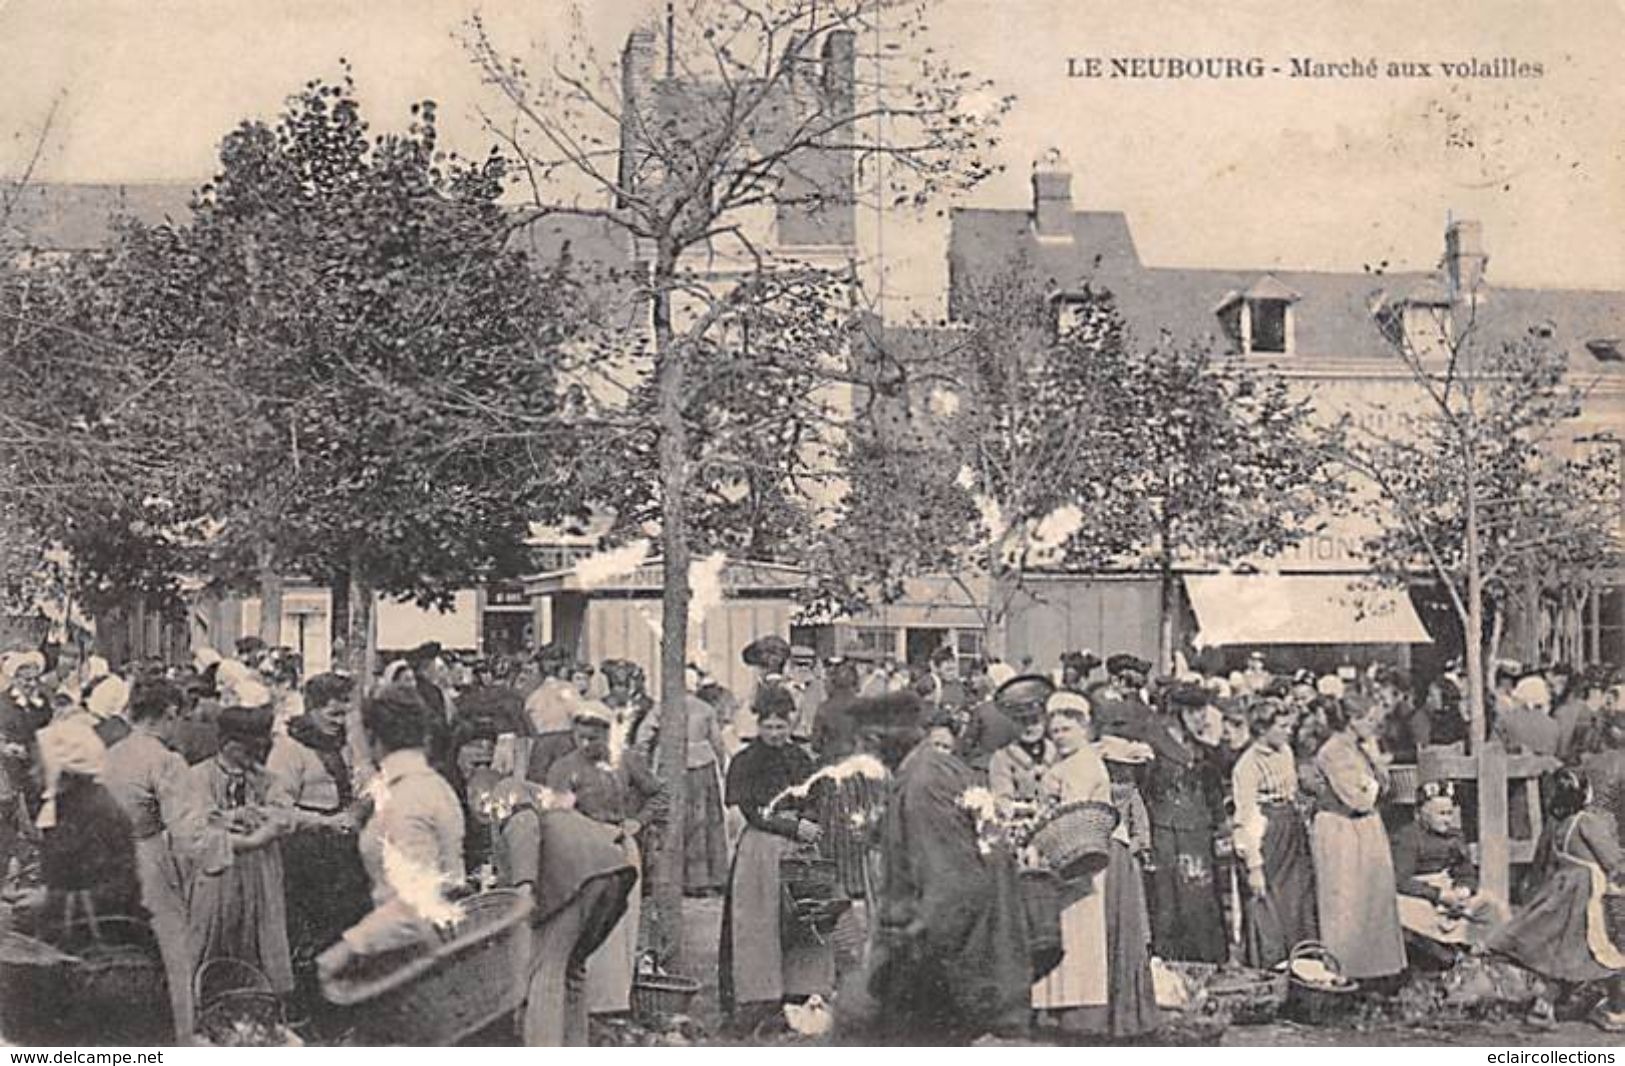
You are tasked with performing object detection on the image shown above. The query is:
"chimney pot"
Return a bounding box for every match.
[1032,148,1073,238]
[1445,218,1488,296]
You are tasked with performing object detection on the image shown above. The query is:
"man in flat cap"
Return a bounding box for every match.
[959,673,1053,777]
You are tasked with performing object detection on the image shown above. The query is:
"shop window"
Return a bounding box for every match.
[846,626,899,661]
[955,629,987,661]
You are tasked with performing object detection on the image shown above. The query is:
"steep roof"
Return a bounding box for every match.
[946,204,1625,374]
[2,183,195,251]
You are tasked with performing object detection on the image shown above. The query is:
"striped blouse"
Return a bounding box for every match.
[1231,742,1300,869]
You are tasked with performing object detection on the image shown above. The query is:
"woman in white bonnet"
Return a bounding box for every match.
[34,716,142,944]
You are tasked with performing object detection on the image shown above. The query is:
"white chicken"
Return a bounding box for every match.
[783,994,833,1037]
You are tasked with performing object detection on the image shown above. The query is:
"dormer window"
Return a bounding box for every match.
[1371,277,1453,361]
[1249,299,1288,353]
[1215,276,1300,356]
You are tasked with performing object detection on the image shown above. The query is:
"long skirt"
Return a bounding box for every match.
[1241,803,1318,969]
[583,835,640,1014]
[1043,840,1162,1038]
[1489,854,1625,983]
[684,764,729,894]
[1312,811,1406,979]
[135,834,195,1039]
[188,844,294,994]
[1146,823,1227,963]
[1032,860,1107,1012]
[718,825,835,1014]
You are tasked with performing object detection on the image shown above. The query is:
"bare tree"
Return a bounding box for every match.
[465,0,1006,960]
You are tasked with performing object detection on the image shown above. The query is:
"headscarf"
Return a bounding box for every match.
[222,671,272,711]
[84,675,130,720]
[35,716,107,828]
[1046,690,1091,722]
[2,650,46,682]
[1513,675,1552,711]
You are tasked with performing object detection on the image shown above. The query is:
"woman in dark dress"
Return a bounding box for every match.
[34,717,142,941]
[1142,684,1229,963]
[1490,768,1625,1032]
[718,684,832,1030]
[267,672,369,1012]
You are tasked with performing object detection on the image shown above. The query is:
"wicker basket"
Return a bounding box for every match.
[0,928,75,1042]
[1018,868,1063,981]
[780,849,848,945]
[1389,764,1420,806]
[1166,962,1289,1024]
[631,972,701,1023]
[1284,941,1359,1024]
[780,851,840,900]
[1029,800,1118,880]
[59,915,166,1016]
[321,888,534,1046]
[195,957,286,1046]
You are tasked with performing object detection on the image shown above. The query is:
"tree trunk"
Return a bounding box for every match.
[257,541,284,647]
[1155,498,1177,672]
[651,245,689,966]
[345,553,377,781]
[1463,421,1510,906]
[1157,556,1177,675]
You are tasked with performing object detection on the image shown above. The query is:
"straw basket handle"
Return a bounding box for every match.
[192,955,275,1004]
[1286,940,1344,978]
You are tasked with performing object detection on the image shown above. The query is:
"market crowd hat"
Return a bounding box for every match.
[1106,653,1152,678]
[995,673,1055,713]
[743,635,793,669]
[571,700,615,727]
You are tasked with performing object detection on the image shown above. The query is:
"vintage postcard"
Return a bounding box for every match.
[0,0,1621,1050]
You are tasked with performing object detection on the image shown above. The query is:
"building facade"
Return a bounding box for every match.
[931,149,1625,673]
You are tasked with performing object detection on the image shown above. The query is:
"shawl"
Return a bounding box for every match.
[871,744,1031,1031]
[287,713,353,808]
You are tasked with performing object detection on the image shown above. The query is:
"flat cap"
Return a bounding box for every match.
[994,673,1055,711]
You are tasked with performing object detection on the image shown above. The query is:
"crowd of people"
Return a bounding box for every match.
[3,631,1625,1044]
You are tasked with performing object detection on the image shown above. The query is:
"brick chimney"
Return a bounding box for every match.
[1444,218,1487,298]
[1032,148,1073,239]
[617,27,659,207]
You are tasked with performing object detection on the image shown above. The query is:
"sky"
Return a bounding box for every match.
[3,0,1622,317]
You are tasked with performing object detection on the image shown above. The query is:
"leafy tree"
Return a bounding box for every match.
[1096,335,1343,668]
[47,74,577,677]
[823,262,1341,668]
[1342,285,1620,735]
[466,0,1007,960]
[813,265,1124,651]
